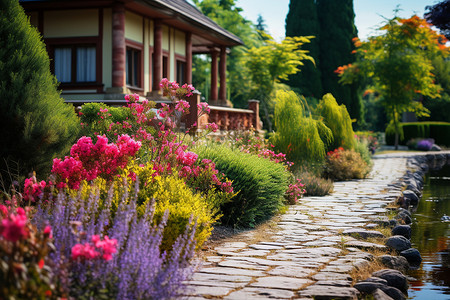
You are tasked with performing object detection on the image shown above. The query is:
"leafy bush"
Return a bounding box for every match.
[323,147,371,181]
[194,143,290,228]
[131,164,221,251]
[385,121,450,146]
[355,131,380,154]
[354,138,373,167]
[0,205,56,299]
[315,93,355,151]
[79,103,132,138]
[270,91,332,166]
[31,183,196,299]
[0,0,79,184]
[296,171,334,196]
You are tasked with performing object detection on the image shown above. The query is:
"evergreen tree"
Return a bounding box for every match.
[285,0,323,98]
[317,0,362,121]
[0,0,80,185]
[317,0,362,123]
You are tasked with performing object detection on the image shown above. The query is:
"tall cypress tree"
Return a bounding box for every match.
[317,0,362,122]
[0,0,80,184]
[285,0,323,98]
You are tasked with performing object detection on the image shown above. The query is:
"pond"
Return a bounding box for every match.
[408,163,450,299]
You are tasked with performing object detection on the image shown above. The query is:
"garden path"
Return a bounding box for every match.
[184,153,419,299]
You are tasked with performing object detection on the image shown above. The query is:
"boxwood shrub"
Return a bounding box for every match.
[385,122,450,146]
[194,143,290,228]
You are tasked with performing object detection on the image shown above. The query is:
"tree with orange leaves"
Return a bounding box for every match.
[336,13,449,149]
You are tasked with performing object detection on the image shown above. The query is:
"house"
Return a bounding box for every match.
[20,0,243,107]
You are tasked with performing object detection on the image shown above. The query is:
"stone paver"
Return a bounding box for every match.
[184,153,446,299]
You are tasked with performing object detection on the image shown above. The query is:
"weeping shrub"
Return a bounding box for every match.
[315,93,355,151]
[270,91,332,166]
[194,143,290,228]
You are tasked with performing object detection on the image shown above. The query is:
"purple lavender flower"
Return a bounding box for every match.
[32,179,196,299]
[416,139,434,151]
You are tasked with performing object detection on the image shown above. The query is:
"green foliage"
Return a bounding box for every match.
[192,0,262,108]
[295,170,334,196]
[385,122,450,147]
[285,0,323,98]
[353,139,373,167]
[317,0,361,122]
[323,148,371,181]
[79,103,131,138]
[194,143,290,228]
[338,14,447,148]
[0,211,56,299]
[244,35,314,131]
[136,172,219,251]
[316,93,355,151]
[0,0,80,183]
[271,91,332,165]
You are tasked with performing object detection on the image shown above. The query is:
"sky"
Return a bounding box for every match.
[234,0,440,41]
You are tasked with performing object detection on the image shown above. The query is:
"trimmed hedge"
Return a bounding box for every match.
[194,143,290,228]
[385,122,450,146]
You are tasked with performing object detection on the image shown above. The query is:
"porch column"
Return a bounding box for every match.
[219,46,227,101]
[185,32,192,84]
[112,1,126,89]
[210,48,218,101]
[152,19,163,91]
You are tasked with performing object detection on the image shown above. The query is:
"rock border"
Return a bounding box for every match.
[354,152,450,300]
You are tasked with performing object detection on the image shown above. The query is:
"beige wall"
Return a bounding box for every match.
[125,11,143,43]
[43,9,98,38]
[144,18,150,93]
[162,25,169,51]
[102,8,112,90]
[174,29,186,56]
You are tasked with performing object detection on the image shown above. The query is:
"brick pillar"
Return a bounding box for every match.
[219,46,227,102]
[112,1,126,88]
[152,20,163,91]
[248,100,261,131]
[186,32,192,84]
[210,48,218,101]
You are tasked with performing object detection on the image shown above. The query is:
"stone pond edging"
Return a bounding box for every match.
[185,151,450,300]
[353,151,450,300]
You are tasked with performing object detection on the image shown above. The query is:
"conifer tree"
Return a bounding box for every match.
[285,0,323,98]
[0,0,79,185]
[317,0,362,122]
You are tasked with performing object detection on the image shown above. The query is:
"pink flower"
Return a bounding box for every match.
[44,225,52,239]
[0,212,28,243]
[71,243,99,260]
[206,122,219,132]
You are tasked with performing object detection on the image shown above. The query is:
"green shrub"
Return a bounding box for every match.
[194,143,290,228]
[270,91,332,166]
[385,122,450,146]
[315,93,355,151]
[296,171,334,196]
[354,139,373,167]
[0,0,79,184]
[323,148,371,181]
[79,102,132,138]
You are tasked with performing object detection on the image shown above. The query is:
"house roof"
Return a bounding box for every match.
[142,0,243,47]
[20,0,244,49]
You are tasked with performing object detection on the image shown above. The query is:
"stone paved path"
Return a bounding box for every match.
[184,154,411,299]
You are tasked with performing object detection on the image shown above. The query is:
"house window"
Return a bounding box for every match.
[53,46,96,83]
[176,60,186,84]
[126,47,141,87]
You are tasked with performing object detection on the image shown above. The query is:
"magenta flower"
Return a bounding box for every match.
[0,210,28,242]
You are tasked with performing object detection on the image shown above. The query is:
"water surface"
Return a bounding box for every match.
[408,164,450,299]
